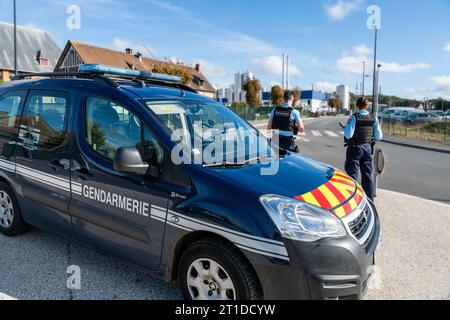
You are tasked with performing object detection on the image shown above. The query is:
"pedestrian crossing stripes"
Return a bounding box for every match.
[258,129,345,141]
[325,131,339,137]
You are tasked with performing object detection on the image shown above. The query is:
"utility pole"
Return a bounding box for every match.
[374,64,382,115]
[372,28,379,117]
[286,55,290,90]
[13,0,17,75]
[362,61,366,96]
[282,53,285,90]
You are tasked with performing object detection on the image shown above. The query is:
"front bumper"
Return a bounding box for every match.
[251,205,381,300]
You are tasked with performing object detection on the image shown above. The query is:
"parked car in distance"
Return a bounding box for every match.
[445,110,450,119]
[403,112,443,125]
[428,110,445,117]
[389,109,425,122]
[381,107,416,120]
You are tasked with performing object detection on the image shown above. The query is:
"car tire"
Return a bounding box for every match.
[0,181,27,237]
[178,237,263,301]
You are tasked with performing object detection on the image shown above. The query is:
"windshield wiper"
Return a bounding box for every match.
[203,156,277,168]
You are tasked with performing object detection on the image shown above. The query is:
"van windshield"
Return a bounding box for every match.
[145,100,277,166]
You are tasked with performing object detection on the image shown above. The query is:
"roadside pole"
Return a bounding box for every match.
[13,0,17,76]
[445,117,447,143]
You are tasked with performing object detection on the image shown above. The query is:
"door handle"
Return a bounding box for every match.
[51,159,65,172]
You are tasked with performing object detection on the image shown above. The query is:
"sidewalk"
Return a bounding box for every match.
[382,134,450,154]
[366,189,450,300]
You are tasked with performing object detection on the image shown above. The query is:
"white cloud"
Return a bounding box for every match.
[324,0,363,21]
[253,55,302,77]
[380,62,430,73]
[337,56,369,74]
[211,33,276,55]
[112,37,157,56]
[146,0,189,15]
[336,43,430,74]
[194,59,227,78]
[353,44,372,56]
[431,76,450,99]
[444,42,450,52]
[405,76,450,100]
[315,82,338,93]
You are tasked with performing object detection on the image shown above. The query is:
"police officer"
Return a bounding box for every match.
[344,97,383,201]
[267,91,304,152]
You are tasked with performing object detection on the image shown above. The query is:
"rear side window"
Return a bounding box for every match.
[19,91,69,149]
[0,91,25,134]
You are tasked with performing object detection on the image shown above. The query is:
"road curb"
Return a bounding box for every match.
[381,139,450,154]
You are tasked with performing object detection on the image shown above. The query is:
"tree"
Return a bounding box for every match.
[328,97,343,111]
[149,60,193,85]
[270,85,284,106]
[243,79,262,106]
[293,89,302,106]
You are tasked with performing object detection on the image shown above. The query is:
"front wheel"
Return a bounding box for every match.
[178,238,263,301]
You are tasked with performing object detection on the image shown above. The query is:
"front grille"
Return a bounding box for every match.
[349,204,371,239]
[344,200,375,245]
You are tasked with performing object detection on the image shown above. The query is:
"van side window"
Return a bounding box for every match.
[19,91,69,148]
[85,97,164,168]
[0,91,24,134]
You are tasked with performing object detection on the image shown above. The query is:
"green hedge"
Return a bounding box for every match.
[423,122,450,135]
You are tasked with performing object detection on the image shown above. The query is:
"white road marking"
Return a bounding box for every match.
[325,131,339,137]
[311,131,322,137]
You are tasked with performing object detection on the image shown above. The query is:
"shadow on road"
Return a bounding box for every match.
[0,228,181,300]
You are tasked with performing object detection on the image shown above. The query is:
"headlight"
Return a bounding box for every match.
[260,195,347,242]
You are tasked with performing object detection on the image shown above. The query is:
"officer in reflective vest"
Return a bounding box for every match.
[344,97,383,201]
[267,91,304,152]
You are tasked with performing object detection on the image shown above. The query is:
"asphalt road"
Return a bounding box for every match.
[257,116,450,204]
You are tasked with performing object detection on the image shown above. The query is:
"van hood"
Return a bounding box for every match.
[207,154,364,218]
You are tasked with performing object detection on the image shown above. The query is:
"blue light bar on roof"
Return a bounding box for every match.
[79,64,183,83]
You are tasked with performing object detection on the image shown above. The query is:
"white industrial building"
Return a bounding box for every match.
[336,85,350,110]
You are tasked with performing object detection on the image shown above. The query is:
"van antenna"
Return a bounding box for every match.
[142,44,185,97]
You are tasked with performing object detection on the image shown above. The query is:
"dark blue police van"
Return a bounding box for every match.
[0,65,380,300]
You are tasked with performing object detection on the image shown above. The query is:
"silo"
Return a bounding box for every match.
[336,85,350,110]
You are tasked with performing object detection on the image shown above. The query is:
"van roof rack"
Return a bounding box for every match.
[10,64,197,93]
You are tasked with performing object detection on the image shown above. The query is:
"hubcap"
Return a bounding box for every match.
[187,258,236,300]
[0,191,14,229]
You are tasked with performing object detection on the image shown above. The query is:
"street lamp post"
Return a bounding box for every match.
[13,0,17,76]
[372,28,379,117]
[362,61,366,96]
[375,64,382,113]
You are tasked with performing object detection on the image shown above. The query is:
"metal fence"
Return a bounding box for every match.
[227,105,333,122]
[227,105,274,122]
[381,115,449,145]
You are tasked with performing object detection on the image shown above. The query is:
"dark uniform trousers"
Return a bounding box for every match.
[278,135,295,150]
[345,144,374,201]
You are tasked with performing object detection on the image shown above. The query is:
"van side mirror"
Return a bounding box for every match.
[113,147,149,175]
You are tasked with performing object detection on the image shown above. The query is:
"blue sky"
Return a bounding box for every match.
[1,0,450,99]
